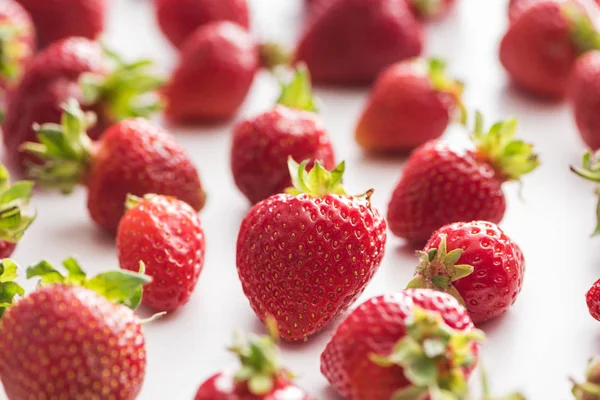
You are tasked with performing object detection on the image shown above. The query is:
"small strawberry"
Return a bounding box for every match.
[572,357,600,400]
[500,0,600,99]
[295,0,424,85]
[0,164,35,258]
[163,21,258,122]
[155,0,250,49]
[407,0,457,20]
[22,100,206,234]
[568,51,600,150]
[117,194,205,312]
[355,58,465,152]
[387,112,539,243]
[320,289,484,400]
[236,159,387,341]
[570,150,600,235]
[0,0,35,90]
[408,221,525,324]
[0,257,150,399]
[231,66,335,204]
[586,279,600,321]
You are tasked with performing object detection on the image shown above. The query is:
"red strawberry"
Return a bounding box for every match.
[0,0,35,90]
[407,0,457,20]
[23,100,206,234]
[15,0,104,48]
[163,21,258,122]
[0,164,35,258]
[586,278,600,321]
[295,0,424,85]
[117,194,205,312]
[572,357,600,400]
[236,159,387,341]
[355,58,465,152]
[231,66,335,204]
[155,0,249,49]
[568,51,600,150]
[0,257,150,399]
[387,113,539,243]
[320,289,483,400]
[499,0,599,99]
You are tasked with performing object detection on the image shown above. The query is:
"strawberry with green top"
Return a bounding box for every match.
[572,357,600,400]
[387,112,539,243]
[0,164,35,258]
[0,0,35,91]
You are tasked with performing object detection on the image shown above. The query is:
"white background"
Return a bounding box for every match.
[3,0,600,398]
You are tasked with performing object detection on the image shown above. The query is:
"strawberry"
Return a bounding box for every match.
[22,100,206,234]
[499,0,600,99]
[155,0,249,49]
[2,37,163,168]
[0,164,35,258]
[0,257,150,399]
[163,21,258,122]
[320,289,484,400]
[408,221,525,324]
[572,357,600,400]
[0,0,35,90]
[387,113,539,243]
[236,159,387,341]
[294,0,424,86]
[586,278,600,321]
[355,58,465,153]
[117,194,205,312]
[15,0,104,48]
[568,51,600,150]
[231,66,335,204]
[407,0,457,20]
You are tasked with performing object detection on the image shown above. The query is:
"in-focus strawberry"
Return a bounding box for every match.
[231,66,335,204]
[572,357,600,400]
[388,112,539,243]
[356,58,465,152]
[586,278,600,321]
[320,289,484,400]
[407,0,457,20]
[236,159,387,341]
[568,51,600,150]
[22,100,206,234]
[0,164,35,258]
[0,0,35,90]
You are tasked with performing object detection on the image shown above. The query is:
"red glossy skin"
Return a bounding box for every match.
[0,285,146,399]
[387,141,507,244]
[87,118,206,234]
[424,221,525,324]
[0,0,35,90]
[163,21,258,122]
[0,241,17,258]
[231,105,336,204]
[155,0,249,49]
[586,278,600,321]
[117,196,205,312]
[236,193,387,341]
[568,51,600,150]
[320,289,479,400]
[355,61,454,152]
[295,0,424,86]
[15,0,104,48]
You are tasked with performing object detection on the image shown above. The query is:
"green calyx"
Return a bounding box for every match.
[124,193,157,211]
[570,151,600,236]
[422,58,466,125]
[259,43,290,71]
[26,257,151,310]
[0,22,27,84]
[285,158,347,197]
[411,0,443,18]
[562,2,600,54]
[0,164,35,243]
[0,259,25,318]
[572,357,600,399]
[471,111,539,182]
[276,64,318,113]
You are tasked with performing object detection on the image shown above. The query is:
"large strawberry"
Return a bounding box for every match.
[231,66,335,204]
[320,289,484,400]
[568,51,600,150]
[236,159,387,341]
[0,0,35,90]
[387,113,539,243]
[295,0,424,85]
[572,357,600,400]
[355,58,465,152]
[0,257,150,399]
[22,100,206,234]
[0,164,35,258]
[407,0,457,20]
[500,0,600,99]
[163,21,258,122]
[117,194,205,312]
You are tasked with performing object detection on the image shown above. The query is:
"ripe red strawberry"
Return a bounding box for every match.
[0,0,35,90]
[236,159,387,341]
[500,0,599,99]
[320,289,483,400]
[23,100,206,234]
[0,257,150,399]
[0,164,35,258]
[586,279,600,321]
[15,0,104,48]
[572,357,600,400]
[355,58,465,152]
[409,220,525,324]
[295,0,424,85]
[387,113,539,243]
[407,0,457,20]
[568,51,600,150]
[117,194,205,312]
[231,66,335,204]
[155,0,249,49]
[163,21,258,122]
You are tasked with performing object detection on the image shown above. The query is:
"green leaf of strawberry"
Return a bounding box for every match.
[0,259,24,317]
[276,64,318,113]
[0,164,35,243]
[286,157,347,197]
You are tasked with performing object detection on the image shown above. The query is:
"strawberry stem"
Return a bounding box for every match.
[0,22,27,83]
[571,151,600,236]
[425,58,467,125]
[276,64,318,112]
[285,157,347,197]
[0,164,35,243]
[259,43,290,71]
[0,259,25,318]
[562,2,600,53]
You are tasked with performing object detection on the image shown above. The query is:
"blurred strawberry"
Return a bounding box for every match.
[568,51,600,150]
[0,0,35,91]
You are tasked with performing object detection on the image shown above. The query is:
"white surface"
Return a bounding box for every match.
[3,0,600,399]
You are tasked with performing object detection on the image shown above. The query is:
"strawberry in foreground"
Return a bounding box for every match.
[0,164,35,258]
[586,279,600,322]
[408,221,526,324]
[0,257,150,399]
[568,51,600,150]
[356,57,465,152]
[236,159,387,341]
[387,112,539,243]
[0,0,35,90]
[117,194,205,312]
[231,65,335,204]
[321,289,484,400]
[23,100,206,234]
[572,357,600,399]
[407,0,457,20]
[163,21,258,122]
